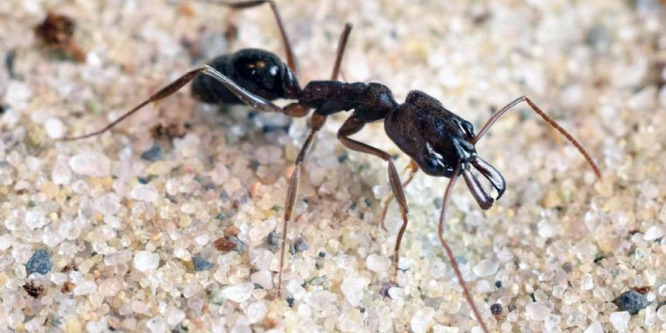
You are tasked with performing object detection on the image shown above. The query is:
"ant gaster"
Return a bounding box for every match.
[62,1,602,332]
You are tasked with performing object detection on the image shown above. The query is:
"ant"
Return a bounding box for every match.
[62,1,602,331]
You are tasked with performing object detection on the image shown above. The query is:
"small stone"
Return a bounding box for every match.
[341,277,370,307]
[140,145,163,161]
[65,317,83,333]
[23,281,46,298]
[250,270,273,289]
[473,259,499,278]
[613,290,648,315]
[0,235,11,251]
[366,253,390,272]
[411,307,435,333]
[165,307,185,326]
[247,301,267,324]
[583,321,604,333]
[525,301,553,321]
[214,237,237,252]
[98,278,121,296]
[644,225,663,241]
[93,193,121,217]
[68,152,111,177]
[26,249,52,275]
[146,316,168,333]
[192,256,213,271]
[130,184,159,202]
[44,117,65,139]
[490,303,502,315]
[52,159,72,185]
[290,236,309,253]
[73,280,97,295]
[133,251,159,272]
[609,311,630,331]
[222,282,254,303]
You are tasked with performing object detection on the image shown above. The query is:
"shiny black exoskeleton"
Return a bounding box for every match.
[296,80,506,209]
[191,48,300,105]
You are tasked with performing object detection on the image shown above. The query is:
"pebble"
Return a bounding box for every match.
[192,256,213,271]
[51,158,72,185]
[98,278,121,296]
[525,301,553,321]
[643,225,663,241]
[365,253,390,272]
[146,316,168,333]
[246,301,267,324]
[222,283,254,303]
[73,280,97,295]
[291,236,309,253]
[0,235,11,251]
[44,117,65,139]
[609,311,630,331]
[250,270,273,290]
[68,152,111,177]
[473,259,499,278]
[165,307,185,326]
[341,277,370,307]
[133,251,159,272]
[140,146,163,161]
[411,307,435,333]
[26,249,52,275]
[94,193,121,217]
[613,290,648,315]
[490,303,502,315]
[583,321,604,333]
[130,184,159,202]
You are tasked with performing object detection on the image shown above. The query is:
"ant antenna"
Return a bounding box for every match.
[473,96,601,179]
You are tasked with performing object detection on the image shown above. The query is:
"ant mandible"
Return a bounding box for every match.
[62,1,602,332]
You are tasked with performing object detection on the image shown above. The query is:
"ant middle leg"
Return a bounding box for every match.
[378,160,418,230]
[276,23,352,296]
[197,0,299,76]
[62,65,286,140]
[337,115,409,282]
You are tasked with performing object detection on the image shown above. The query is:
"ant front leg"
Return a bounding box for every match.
[337,115,409,282]
[197,0,299,76]
[61,65,286,140]
[277,23,352,296]
[378,160,418,231]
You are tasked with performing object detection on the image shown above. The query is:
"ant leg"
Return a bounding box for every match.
[437,164,489,333]
[472,96,601,179]
[378,160,418,231]
[337,116,409,282]
[197,0,299,76]
[330,23,352,80]
[62,65,284,140]
[277,24,353,296]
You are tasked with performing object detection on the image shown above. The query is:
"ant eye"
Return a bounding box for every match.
[426,157,440,171]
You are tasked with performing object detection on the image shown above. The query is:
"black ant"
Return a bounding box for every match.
[62,1,602,331]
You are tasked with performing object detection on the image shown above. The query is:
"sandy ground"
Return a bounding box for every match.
[1,0,666,332]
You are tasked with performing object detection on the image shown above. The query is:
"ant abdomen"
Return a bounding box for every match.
[191,48,300,105]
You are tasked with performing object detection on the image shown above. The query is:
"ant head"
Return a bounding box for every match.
[230,48,301,100]
[386,91,506,209]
